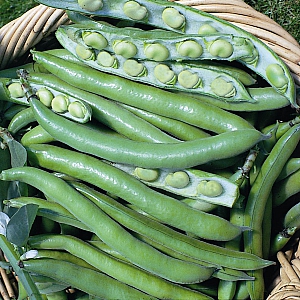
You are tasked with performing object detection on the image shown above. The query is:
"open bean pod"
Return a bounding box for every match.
[35,0,297,108]
[0,76,92,124]
[111,163,240,207]
[66,17,257,63]
[56,26,253,102]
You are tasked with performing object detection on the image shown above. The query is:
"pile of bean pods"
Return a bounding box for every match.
[0,0,300,299]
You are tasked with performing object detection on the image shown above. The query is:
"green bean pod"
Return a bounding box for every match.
[276,157,300,181]
[0,77,92,124]
[29,97,267,169]
[35,0,297,107]
[3,197,91,232]
[269,227,297,257]
[179,87,290,112]
[49,48,256,86]
[34,249,97,271]
[55,25,254,102]
[111,163,240,207]
[64,15,256,62]
[1,105,27,126]
[189,60,257,86]
[0,166,215,284]
[273,168,300,207]
[31,51,256,134]
[0,62,48,79]
[21,258,157,300]
[243,123,300,299]
[8,107,35,135]
[120,103,211,140]
[28,234,214,299]
[26,143,248,241]
[28,72,179,143]
[131,232,255,282]
[70,180,273,271]
[283,198,300,229]
[20,125,55,146]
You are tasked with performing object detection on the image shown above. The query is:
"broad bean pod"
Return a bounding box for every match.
[56,25,254,102]
[179,87,290,112]
[243,123,300,299]
[111,163,240,207]
[31,51,256,134]
[21,258,157,300]
[119,103,211,140]
[29,97,267,169]
[1,104,27,124]
[33,249,97,271]
[0,77,92,124]
[217,149,259,300]
[269,227,297,257]
[283,199,300,229]
[276,157,300,181]
[46,47,256,87]
[35,0,297,107]
[28,234,214,299]
[0,166,213,284]
[26,143,247,241]
[70,180,273,271]
[181,60,257,87]
[20,125,55,146]
[8,107,35,135]
[273,168,300,207]
[89,231,257,283]
[130,231,255,282]
[66,13,257,63]
[3,197,91,232]
[28,72,179,143]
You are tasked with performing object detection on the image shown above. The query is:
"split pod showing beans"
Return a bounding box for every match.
[30,51,258,133]
[0,166,216,285]
[35,0,297,108]
[28,96,268,169]
[24,142,248,241]
[56,24,254,102]
[0,76,92,124]
[67,14,257,63]
[111,163,240,207]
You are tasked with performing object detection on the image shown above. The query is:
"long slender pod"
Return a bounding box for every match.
[3,197,91,232]
[34,0,297,107]
[69,180,273,271]
[243,123,300,299]
[55,23,254,102]
[21,258,157,300]
[28,97,267,169]
[25,143,246,241]
[27,72,179,143]
[31,51,256,134]
[0,166,215,284]
[273,168,300,207]
[119,103,211,140]
[27,234,214,299]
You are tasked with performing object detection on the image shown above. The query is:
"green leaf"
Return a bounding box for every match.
[6,204,38,247]
[7,139,27,168]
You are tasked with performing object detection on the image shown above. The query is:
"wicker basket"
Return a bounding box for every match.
[0,1,300,299]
